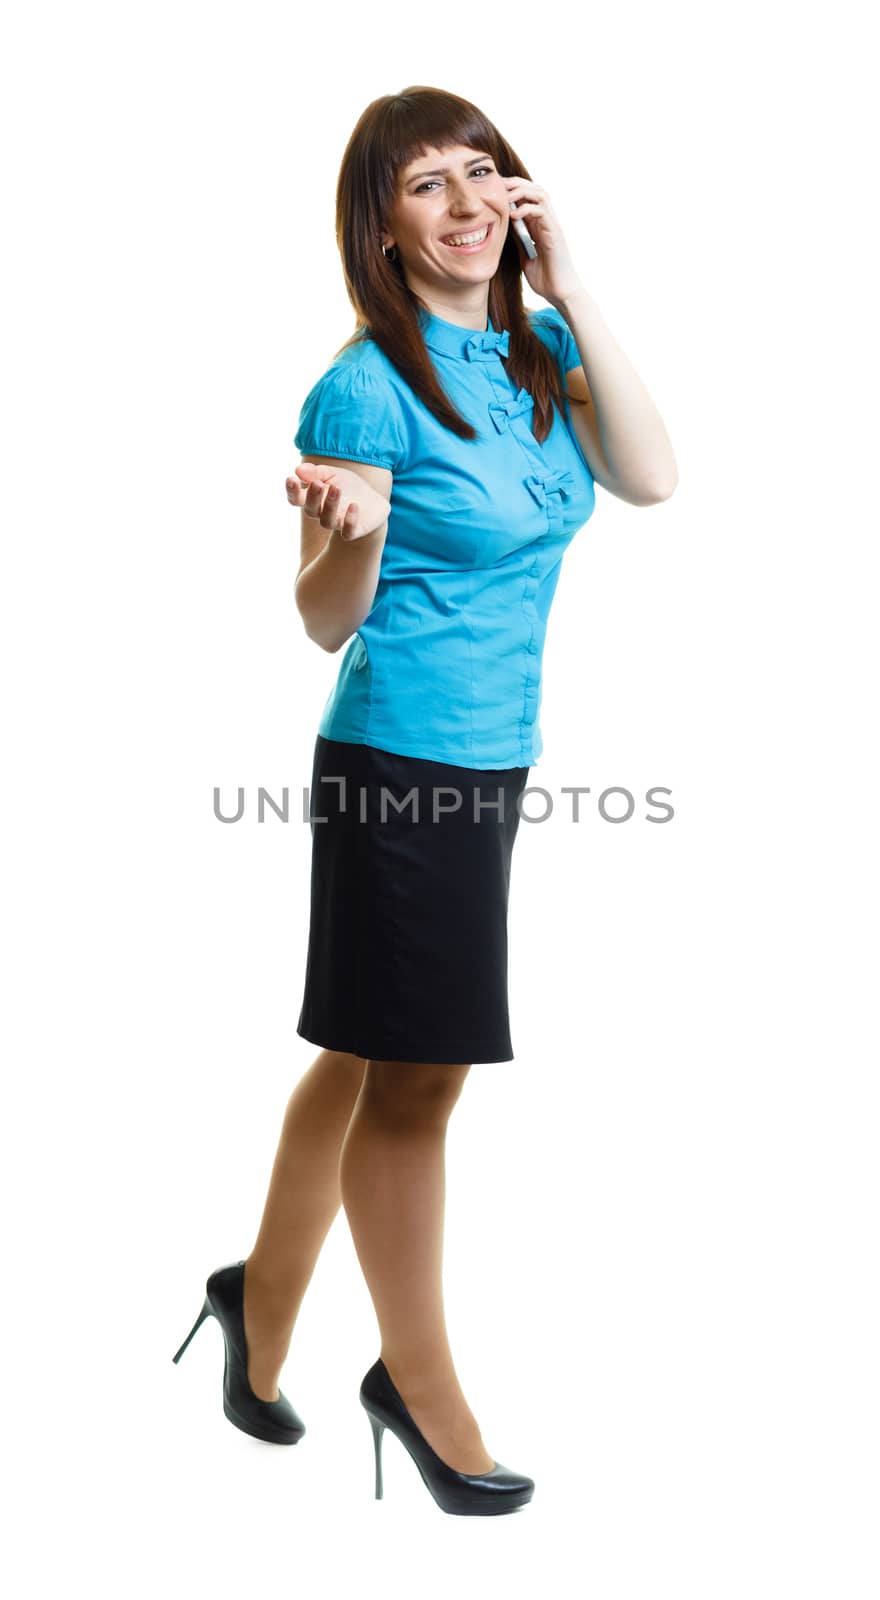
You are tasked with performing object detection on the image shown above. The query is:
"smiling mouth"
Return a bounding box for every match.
[440,221,494,251]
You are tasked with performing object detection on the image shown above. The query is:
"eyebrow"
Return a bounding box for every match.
[405,154,493,184]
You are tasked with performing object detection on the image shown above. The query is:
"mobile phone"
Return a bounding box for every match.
[511,216,538,260]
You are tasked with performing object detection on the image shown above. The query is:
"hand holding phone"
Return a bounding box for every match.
[505,177,583,302]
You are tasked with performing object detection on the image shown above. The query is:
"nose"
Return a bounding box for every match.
[446,179,483,216]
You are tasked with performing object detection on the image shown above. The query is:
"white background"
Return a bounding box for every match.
[3,0,877,1594]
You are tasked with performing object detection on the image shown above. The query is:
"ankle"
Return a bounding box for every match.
[380,1354,474,1417]
[380,1341,456,1382]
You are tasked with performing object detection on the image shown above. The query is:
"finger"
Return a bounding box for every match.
[338,502,360,540]
[322,486,357,532]
[297,483,328,519]
[293,464,323,493]
[320,485,343,528]
[303,473,328,505]
[511,204,546,228]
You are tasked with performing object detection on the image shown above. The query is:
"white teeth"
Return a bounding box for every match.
[443,225,489,246]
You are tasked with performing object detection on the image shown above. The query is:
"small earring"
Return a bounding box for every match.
[382,242,398,261]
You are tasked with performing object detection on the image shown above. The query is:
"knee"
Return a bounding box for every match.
[329,1050,368,1069]
[363,1059,471,1126]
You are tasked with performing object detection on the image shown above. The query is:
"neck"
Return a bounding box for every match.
[408,279,491,332]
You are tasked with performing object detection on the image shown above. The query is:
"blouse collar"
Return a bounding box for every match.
[418,306,511,363]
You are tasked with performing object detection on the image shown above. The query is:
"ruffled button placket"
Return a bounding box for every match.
[464,328,574,520]
[464,326,575,762]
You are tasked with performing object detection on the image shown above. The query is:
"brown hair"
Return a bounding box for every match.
[330,85,587,447]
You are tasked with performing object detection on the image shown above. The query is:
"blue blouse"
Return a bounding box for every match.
[294,303,597,769]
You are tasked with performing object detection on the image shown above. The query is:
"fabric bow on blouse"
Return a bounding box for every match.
[488,389,536,433]
[524,468,577,506]
[464,328,511,362]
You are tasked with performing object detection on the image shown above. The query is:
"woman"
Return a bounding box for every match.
[173,85,677,1516]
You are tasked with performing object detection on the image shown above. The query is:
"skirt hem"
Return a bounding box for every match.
[296,1020,514,1065]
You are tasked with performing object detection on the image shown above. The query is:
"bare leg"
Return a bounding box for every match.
[242,1049,367,1401]
[338,1058,495,1476]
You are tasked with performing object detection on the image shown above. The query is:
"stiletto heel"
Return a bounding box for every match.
[359,1358,534,1516]
[172,1260,306,1445]
[172,1297,212,1364]
[368,1412,386,1499]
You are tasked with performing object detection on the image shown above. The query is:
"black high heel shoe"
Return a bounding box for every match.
[172,1260,305,1445]
[360,1358,535,1515]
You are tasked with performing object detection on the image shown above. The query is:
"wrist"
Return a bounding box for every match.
[547,282,592,316]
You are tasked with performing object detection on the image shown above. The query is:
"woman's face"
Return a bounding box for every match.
[383,143,512,303]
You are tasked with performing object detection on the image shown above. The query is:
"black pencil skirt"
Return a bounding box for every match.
[296,734,531,1064]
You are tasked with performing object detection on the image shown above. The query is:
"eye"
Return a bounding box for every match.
[415,166,494,194]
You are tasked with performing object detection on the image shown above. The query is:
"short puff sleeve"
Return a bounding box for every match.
[294,360,406,472]
[531,306,581,376]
